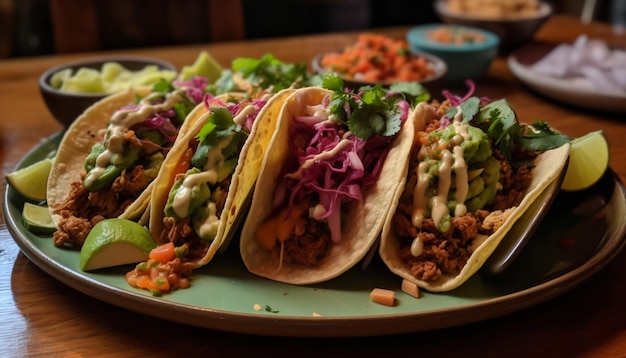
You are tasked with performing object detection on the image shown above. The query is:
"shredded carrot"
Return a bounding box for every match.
[320,33,435,83]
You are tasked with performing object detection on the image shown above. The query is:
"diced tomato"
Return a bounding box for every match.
[149,242,176,264]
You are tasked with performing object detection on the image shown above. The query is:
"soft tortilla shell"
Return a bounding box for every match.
[379,103,571,292]
[47,86,203,227]
[149,89,295,267]
[239,87,416,285]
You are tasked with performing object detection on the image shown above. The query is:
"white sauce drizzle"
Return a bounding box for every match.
[84,89,186,187]
[431,148,453,225]
[410,105,472,256]
[410,236,424,257]
[197,202,219,239]
[232,104,258,126]
[172,170,218,218]
[285,132,354,180]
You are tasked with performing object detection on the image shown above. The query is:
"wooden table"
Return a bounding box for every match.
[2,14,626,357]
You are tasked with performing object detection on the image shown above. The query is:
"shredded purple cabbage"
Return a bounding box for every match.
[202,92,268,131]
[174,76,209,104]
[128,78,206,148]
[131,112,179,143]
[280,113,396,243]
[442,79,491,106]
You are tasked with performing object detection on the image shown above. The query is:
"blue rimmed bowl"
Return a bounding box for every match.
[407,23,500,83]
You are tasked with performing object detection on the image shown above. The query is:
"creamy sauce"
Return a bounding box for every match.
[172,170,218,218]
[203,134,234,172]
[232,104,258,126]
[431,148,453,225]
[197,202,219,239]
[84,89,186,188]
[454,145,468,217]
[285,132,354,180]
[410,106,471,255]
[411,161,429,228]
[410,236,424,256]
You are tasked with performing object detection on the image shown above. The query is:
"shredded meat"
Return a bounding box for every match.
[393,99,538,282]
[273,216,332,267]
[491,149,536,210]
[396,213,483,281]
[52,166,148,247]
[160,217,209,261]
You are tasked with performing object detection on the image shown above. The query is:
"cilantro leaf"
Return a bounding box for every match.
[446,96,480,122]
[349,106,385,139]
[446,96,568,167]
[152,78,174,93]
[518,121,569,151]
[320,74,415,140]
[389,82,430,107]
[192,107,241,168]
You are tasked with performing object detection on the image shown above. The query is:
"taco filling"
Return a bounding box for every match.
[253,77,424,270]
[51,78,207,248]
[158,93,270,260]
[125,90,284,295]
[389,88,569,285]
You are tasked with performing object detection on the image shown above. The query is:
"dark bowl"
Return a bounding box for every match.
[311,50,448,98]
[39,56,177,128]
[434,0,553,53]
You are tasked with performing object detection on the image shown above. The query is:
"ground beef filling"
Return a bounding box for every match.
[272,215,332,267]
[52,166,149,247]
[393,110,537,282]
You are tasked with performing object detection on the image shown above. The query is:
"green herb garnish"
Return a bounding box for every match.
[191,106,248,168]
[208,53,310,95]
[321,74,428,139]
[445,96,569,165]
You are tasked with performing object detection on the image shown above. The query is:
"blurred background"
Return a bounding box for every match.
[0,0,622,59]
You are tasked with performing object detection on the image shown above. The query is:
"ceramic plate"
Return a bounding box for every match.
[4,132,626,337]
[508,42,626,113]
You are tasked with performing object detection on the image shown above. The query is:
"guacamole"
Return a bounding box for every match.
[413,119,500,232]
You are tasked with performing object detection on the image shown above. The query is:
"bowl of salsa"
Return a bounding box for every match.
[311,33,448,96]
[407,24,499,83]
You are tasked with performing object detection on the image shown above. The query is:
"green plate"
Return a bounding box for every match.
[4,131,626,337]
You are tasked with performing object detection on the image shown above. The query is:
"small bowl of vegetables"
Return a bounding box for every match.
[311,33,448,96]
[433,0,553,52]
[39,56,177,128]
[407,23,499,83]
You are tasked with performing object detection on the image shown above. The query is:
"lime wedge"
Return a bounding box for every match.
[178,51,223,82]
[561,131,609,192]
[22,202,56,235]
[80,218,156,271]
[6,158,53,201]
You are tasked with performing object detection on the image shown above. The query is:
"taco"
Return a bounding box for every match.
[239,78,428,285]
[47,78,209,248]
[379,93,571,292]
[144,88,295,270]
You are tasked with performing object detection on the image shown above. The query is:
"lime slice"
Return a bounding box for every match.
[6,158,53,201]
[80,218,156,271]
[22,202,56,235]
[561,131,609,192]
